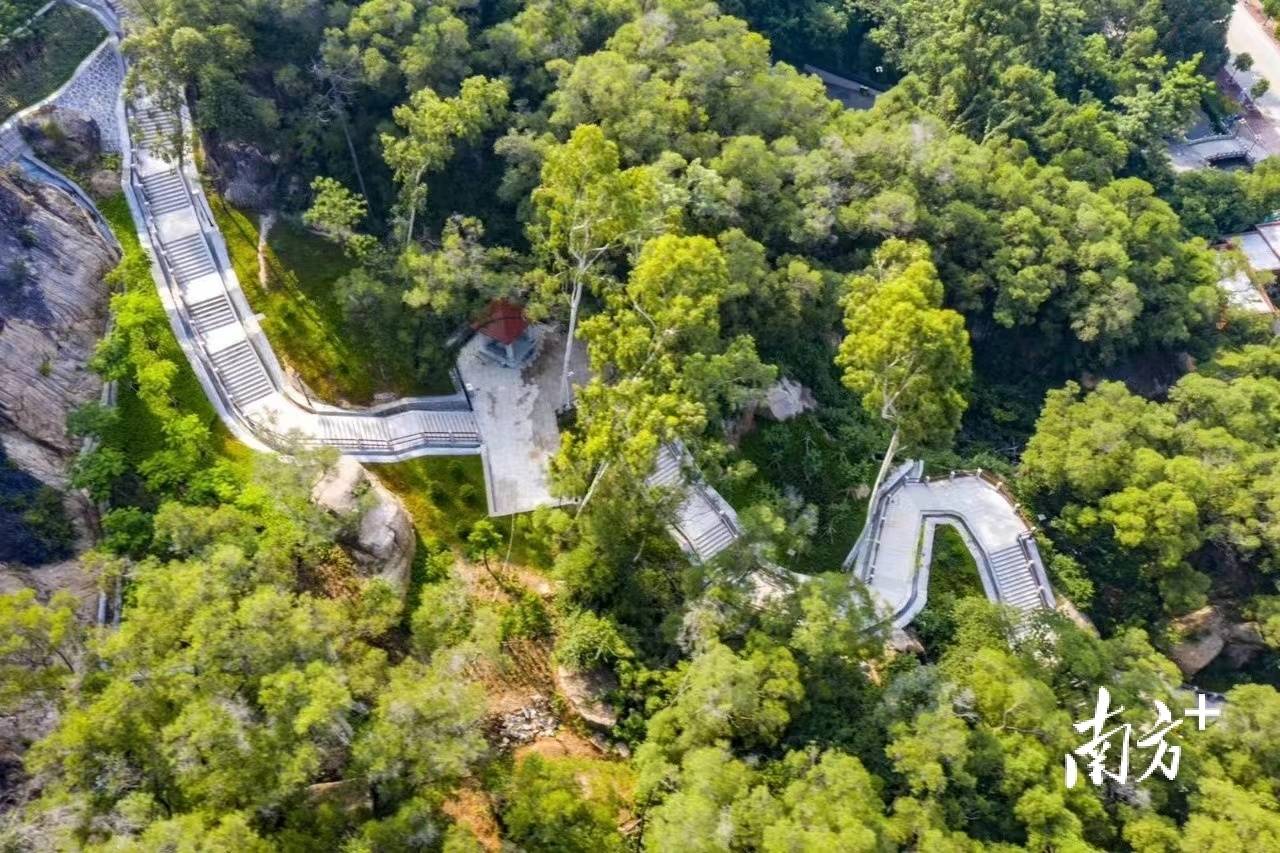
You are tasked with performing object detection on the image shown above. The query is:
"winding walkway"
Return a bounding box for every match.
[845,461,1055,626]
[11,0,486,463]
[657,452,1055,628]
[118,101,482,461]
[10,4,1057,629]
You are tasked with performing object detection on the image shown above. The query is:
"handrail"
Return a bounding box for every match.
[922,467,1041,533]
[123,101,482,455]
[128,162,254,428]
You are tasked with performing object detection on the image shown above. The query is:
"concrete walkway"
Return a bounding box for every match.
[30,0,487,464]
[119,99,482,460]
[648,444,744,562]
[457,326,583,516]
[12,0,1063,622]
[846,461,1055,627]
[658,451,1055,628]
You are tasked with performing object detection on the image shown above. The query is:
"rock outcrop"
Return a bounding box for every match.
[311,456,416,593]
[554,665,619,728]
[0,169,116,479]
[1168,606,1268,677]
[211,141,276,211]
[763,377,818,421]
[21,106,101,172]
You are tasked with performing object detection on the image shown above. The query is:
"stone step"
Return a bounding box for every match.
[647,446,684,488]
[186,294,235,332]
[209,341,273,407]
[161,233,215,281]
[692,521,737,558]
[140,170,188,215]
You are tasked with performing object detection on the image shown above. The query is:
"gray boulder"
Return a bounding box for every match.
[212,142,276,211]
[21,107,102,171]
[554,664,619,728]
[763,377,817,421]
[311,457,415,593]
[1168,606,1269,677]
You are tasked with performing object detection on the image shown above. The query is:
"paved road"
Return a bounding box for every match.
[1227,0,1280,154]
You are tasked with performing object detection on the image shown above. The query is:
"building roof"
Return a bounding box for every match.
[473,299,529,346]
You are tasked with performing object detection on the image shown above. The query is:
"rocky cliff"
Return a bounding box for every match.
[0,168,117,483]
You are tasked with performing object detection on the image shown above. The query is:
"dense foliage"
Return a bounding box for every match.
[4,0,1280,849]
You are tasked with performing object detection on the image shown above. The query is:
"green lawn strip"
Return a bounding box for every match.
[372,456,489,544]
[0,3,103,121]
[911,525,987,651]
[203,191,436,404]
[264,217,421,401]
[97,192,252,473]
[373,455,491,614]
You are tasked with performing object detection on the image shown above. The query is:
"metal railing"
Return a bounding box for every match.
[123,100,484,457]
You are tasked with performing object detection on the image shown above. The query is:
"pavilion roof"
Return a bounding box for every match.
[473,298,529,346]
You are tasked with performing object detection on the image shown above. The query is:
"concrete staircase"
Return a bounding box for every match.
[139,168,190,216]
[132,108,177,149]
[208,340,274,408]
[186,293,236,333]
[160,231,217,281]
[986,542,1047,611]
[647,444,742,563]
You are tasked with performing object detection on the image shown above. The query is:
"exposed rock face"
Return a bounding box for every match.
[763,377,818,421]
[554,664,619,728]
[21,106,101,172]
[311,457,415,593]
[0,170,116,475]
[489,696,559,748]
[212,141,276,211]
[1168,606,1268,677]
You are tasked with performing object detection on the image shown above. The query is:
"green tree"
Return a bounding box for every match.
[528,124,667,406]
[353,659,487,797]
[382,76,509,248]
[836,239,972,493]
[303,176,372,257]
[0,590,80,714]
[554,610,632,671]
[401,215,520,318]
[502,755,624,853]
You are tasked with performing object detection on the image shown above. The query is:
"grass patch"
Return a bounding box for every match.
[204,193,445,404]
[911,525,987,652]
[373,455,489,545]
[0,2,104,121]
[376,454,494,619]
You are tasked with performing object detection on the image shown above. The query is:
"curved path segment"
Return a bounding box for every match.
[9,2,1056,630]
[119,100,482,462]
[847,461,1055,626]
[24,0,485,465]
[0,0,486,464]
[657,453,1055,628]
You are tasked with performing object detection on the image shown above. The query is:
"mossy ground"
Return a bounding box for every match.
[205,194,445,404]
[0,3,103,121]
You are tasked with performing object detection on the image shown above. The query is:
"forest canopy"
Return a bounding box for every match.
[4,0,1280,850]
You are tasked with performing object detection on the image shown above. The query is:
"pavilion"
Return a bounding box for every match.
[472,299,536,368]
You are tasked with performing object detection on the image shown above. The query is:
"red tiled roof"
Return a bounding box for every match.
[473,298,528,346]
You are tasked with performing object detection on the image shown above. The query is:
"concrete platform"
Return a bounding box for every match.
[458,327,586,516]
